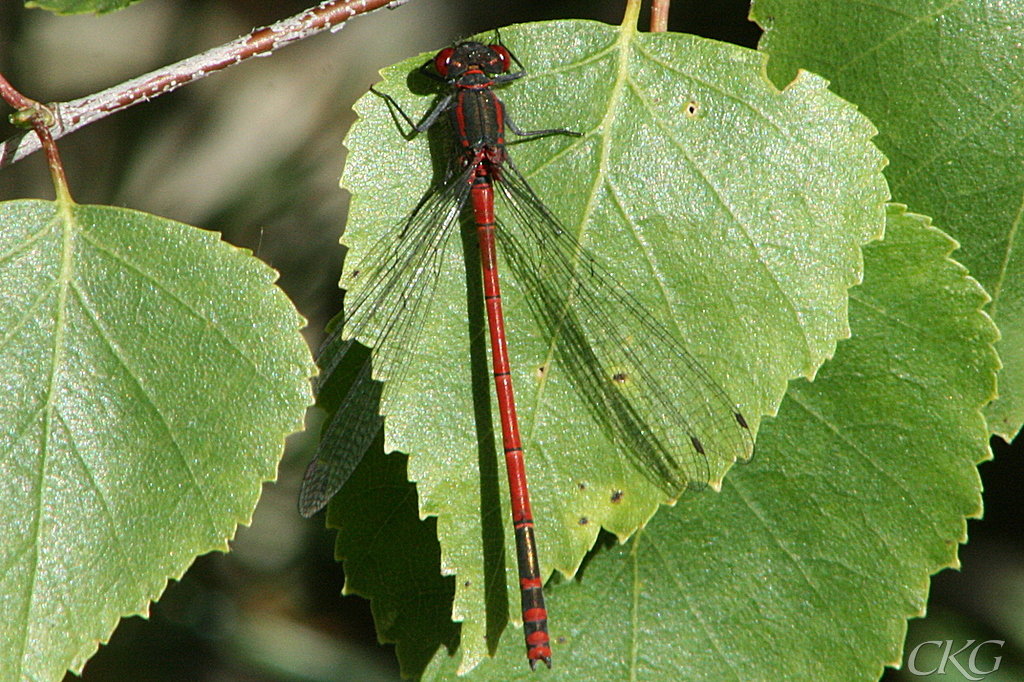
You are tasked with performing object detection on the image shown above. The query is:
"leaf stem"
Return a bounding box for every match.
[622,0,643,31]
[650,0,670,32]
[0,72,72,203]
[0,0,400,171]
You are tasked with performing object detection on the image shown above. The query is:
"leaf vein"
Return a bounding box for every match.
[75,229,270,386]
[67,281,220,536]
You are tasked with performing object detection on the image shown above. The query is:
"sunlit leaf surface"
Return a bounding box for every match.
[328,19,887,671]
[753,0,1024,438]
[420,207,996,680]
[0,200,313,681]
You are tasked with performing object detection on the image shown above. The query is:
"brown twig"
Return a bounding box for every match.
[0,0,399,171]
[0,72,35,111]
[650,0,670,32]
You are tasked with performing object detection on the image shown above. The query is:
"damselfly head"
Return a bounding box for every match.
[433,42,512,80]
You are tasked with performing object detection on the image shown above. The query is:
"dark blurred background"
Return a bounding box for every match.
[0,0,1018,680]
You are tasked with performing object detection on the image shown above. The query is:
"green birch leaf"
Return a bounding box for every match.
[751,0,1024,438]
[23,0,141,15]
[0,200,313,682]
[420,207,997,680]
[330,18,887,672]
[327,437,460,678]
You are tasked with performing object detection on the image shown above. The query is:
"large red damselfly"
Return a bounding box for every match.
[300,37,755,669]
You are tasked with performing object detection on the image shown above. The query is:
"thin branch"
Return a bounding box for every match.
[0,0,401,170]
[0,73,35,110]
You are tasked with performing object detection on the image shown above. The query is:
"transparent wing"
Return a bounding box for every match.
[299,167,473,516]
[494,163,754,496]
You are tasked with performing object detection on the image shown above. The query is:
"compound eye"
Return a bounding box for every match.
[490,45,512,72]
[434,47,455,77]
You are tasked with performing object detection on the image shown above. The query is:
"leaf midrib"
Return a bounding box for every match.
[22,200,76,670]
